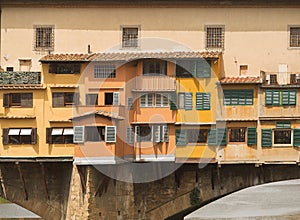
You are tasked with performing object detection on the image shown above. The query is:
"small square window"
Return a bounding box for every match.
[34,25,54,51]
[240,65,248,75]
[290,27,300,48]
[122,27,139,48]
[205,25,225,49]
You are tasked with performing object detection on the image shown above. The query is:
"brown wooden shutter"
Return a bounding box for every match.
[21,93,33,107]
[2,128,9,145]
[74,93,80,105]
[3,94,9,107]
[52,92,64,107]
[46,128,52,144]
[31,128,37,144]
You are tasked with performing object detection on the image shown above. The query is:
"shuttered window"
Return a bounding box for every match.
[127,97,134,110]
[73,126,85,143]
[247,128,257,145]
[126,127,134,144]
[113,92,120,106]
[153,125,161,143]
[46,127,74,144]
[52,92,79,107]
[184,93,193,110]
[3,128,36,145]
[135,125,168,143]
[262,129,272,147]
[208,129,217,146]
[169,92,177,110]
[162,126,169,142]
[105,126,116,143]
[196,93,210,110]
[276,121,291,129]
[265,90,296,106]
[223,90,253,106]
[176,129,186,146]
[3,93,33,108]
[293,129,300,147]
[217,128,227,146]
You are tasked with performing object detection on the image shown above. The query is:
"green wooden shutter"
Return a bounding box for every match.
[196,93,203,110]
[245,90,253,105]
[223,90,231,105]
[2,128,9,145]
[176,129,186,146]
[282,90,289,105]
[208,129,217,146]
[247,128,257,145]
[196,59,211,78]
[289,90,296,105]
[265,90,273,106]
[106,126,116,143]
[276,121,291,129]
[3,94,9,108]
[273,90,280,106]
[203,93,210,110]
[262,129,272,147]
[293,129,300,147]
[170,92,177,110]
[217,128,227,146]
[184,93,193,110]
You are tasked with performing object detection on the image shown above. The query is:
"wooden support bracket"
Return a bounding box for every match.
[16,162,28,200]
[40,163,49,200]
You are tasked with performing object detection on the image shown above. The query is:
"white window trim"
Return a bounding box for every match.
[140,93,154,108]
[105,126,116,143]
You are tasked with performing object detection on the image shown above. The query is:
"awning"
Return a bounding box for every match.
[51,128,63,135]
[20,129,32,135]
[8,129,20,135]
[63,128,74,135]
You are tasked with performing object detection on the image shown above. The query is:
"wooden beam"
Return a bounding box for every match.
[77,166,86,194]
[16,162,28,200]
[40,163,49,200]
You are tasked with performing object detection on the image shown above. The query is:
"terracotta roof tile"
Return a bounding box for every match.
[40,51,221,62]
[0,85,46,90]
[70,110,124,121]
[219,77,261,84]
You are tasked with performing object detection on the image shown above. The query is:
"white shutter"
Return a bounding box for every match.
[113,92,120,106]
[73,126,84,143]
[105,126,116,143]
[162,125,169,142]
[126,127,134,144]
[153,125,161,143]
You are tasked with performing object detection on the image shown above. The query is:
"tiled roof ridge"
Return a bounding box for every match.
[219,76,261,84]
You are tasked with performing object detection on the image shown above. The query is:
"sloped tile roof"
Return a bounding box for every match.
[49,84,79,88]
[70,110,124,121]
[219,77,261,84]
[40,51,221,62]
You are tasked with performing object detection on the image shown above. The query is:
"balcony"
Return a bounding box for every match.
[133,75,176,92]
[0,71,41,84]
[261,71,300,87]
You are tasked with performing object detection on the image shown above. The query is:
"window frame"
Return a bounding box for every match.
[223,90,254,106]
[49,62,81,74]
[205,25,225,50]
[121,26,140,49]
[273,129,293,146]
[46,127,74,144]
[3,93,33,108]
[143,59,167,75]
[85,126,105,142]
[4,128,36,145]
[33,25,54,52]
[94,62,116,79]
[187,129,209,145]
[265,90,296,106]
[228,128,246,143]
[288,25,300,48]
[52,92,79,107]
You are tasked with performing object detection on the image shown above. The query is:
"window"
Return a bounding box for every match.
[127,97,134,110]
[94,63,116,78]
[140,93,154,107]
[290,27,300,47]
[155,94,169,107]
[86,94,98,105]
[240,65,248,75]
[175,59,211,78]
[177,93,192,110]
[52,92,79,107]
[274,129,291,144]
[46,128,74,144]
[223,90,253,106]
[49,63,81,74]
[205,26,225,49]
[104,92,120,106]
[34,25,54,51]
[2,128,37,145]
[143,60,167,75]
[6,67,13,72]
[196,93,210,110]
[135,125,168,143]
[187,129,208,144]
[86,126,105,142]
[229,128,246,143]
[265,90,296,106]
[3,93,33,108]
[122,27,139,48]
